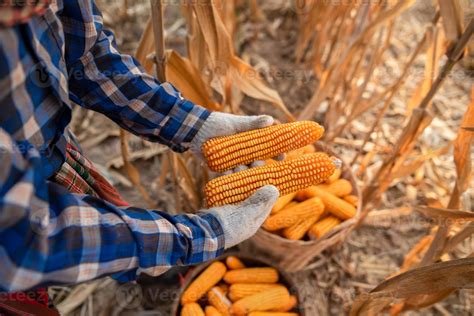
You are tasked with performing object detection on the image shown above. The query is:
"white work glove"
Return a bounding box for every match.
[190,112,283,173]
[205,185,279,248]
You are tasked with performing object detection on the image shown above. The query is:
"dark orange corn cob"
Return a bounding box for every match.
[202,121,325,172]
[205,153,337,207]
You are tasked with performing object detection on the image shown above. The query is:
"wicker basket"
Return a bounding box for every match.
[171,253,305,315]
[249,142,362,272]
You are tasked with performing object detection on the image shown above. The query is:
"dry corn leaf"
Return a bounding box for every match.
[437,0,465,41]
[135,19,155,74]
[350,257,474,315]
[450,87,474,209]
[229,57,295,121]
[414,206,474,220]
[165,50,220,111]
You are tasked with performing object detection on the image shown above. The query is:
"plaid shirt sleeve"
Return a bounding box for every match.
[0,129,225,292]
[61,1,210,153]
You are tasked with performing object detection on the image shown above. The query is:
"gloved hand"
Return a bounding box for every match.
[190,112,283,172]
[205,185,279,248]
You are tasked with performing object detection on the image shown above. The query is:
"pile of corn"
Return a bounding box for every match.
[262,149,358,241]
[203,121,340,207]
[180,256,300,316]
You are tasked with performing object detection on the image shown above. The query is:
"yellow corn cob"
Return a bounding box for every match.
[263,197,324,231]
[318,179,353,197]
[202,121,325,172]
[343,194,358,206]
[271,193,297,214]
[326,168,341,184]
[205,153,337,207]
[300,187,356,220]
[282,212,322,240]
[309,216,341,238]
[228,284,286,302]
[181,303,205,316]
[205,306,223,316]
[224,268,279,284]
[231,287,291,314]
[207,287,231,316]
[272,295,298,312]
[286,144,316,160]
[181,262,227,304]
[249,313,299,316]
[226,256,246,270]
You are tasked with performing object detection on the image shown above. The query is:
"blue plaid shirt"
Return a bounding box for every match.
[0,0,225,292]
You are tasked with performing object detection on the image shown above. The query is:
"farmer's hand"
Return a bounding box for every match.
[205,185,279,248]
[190,112,283,171]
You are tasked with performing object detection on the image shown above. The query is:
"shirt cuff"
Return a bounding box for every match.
[150,82,211,153]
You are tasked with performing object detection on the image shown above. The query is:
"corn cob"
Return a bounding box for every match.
[205,153,337,207]
[271,193,297,214]
[225,256,246,270]
[202,121,325,172]
[326,168,341,184]
[181,262,227,304]
[181,303,205,316]
[207,287,231,316]
[309,216,341,238]
[263,197,323,231]
[224,268,279,284]
[318,179,353,197]
[228,284,286,302]
[205,306,223,316]
[272,295,298,312]
[343,194,358,206]
[279,201,298,213]
[249,313,299,316]
[282,212,322,240]
[231,287,291,314]
[299,187,356,220]
[286,144,316,160]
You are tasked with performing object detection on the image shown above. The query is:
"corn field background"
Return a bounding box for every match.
[51,0,473,315]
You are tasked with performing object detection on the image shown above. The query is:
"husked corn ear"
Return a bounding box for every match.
[309,216,341,238]
[282,212,323,240]
[231,287,291,314]
[181,303,205,316]
[318,179,353,197]
[271,193,296,214]
[181,262,227,304]
[224,268,279,284]
[326,168,341,184]
[228,284,286,302]
[300,187,356,220]
[343,194,359,206]
[226,256,246,270]
[272,295,298,312]
[207,287,231,316]
[263,197,324,231]
[205,306,223,316]
[202,121,324,172]
[205,153,337,207]
[249,313,299,316]
[286,144,316,160]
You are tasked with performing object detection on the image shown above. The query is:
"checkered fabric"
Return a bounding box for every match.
[0,0,225,293]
